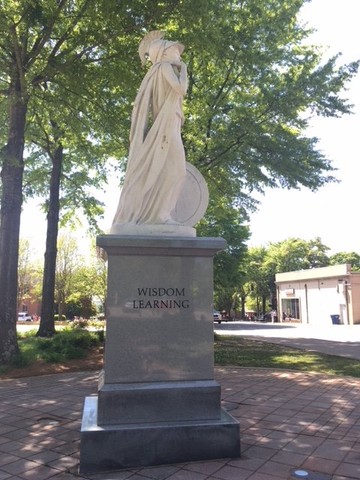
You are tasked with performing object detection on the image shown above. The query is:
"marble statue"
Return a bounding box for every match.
[111,31,188,231]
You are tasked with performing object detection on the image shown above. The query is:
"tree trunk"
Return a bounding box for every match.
[240,294,246,318]
[0,83,27,364]
[37,145,63,337]
[58,296,64,321]
[262,296,267,315]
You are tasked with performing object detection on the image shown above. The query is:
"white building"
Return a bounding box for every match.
[276,264,360,326]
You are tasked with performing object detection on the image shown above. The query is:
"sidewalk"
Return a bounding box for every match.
[1,367,360,480]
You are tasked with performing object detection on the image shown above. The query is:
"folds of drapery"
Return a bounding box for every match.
[112,62,185,225]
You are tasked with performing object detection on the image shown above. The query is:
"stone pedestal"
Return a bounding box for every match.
[79,236,240,473]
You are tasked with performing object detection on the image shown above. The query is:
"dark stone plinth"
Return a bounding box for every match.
[79,236,240,473]
[80,396,240,473]
[98,371,221,425]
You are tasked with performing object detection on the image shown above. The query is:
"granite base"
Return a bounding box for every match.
[80,396,240,473]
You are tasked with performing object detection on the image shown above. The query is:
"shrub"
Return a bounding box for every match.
[35,330,102,363]
[70,318,89,329]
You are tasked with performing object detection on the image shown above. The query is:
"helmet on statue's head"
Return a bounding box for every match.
[139,31,184,66]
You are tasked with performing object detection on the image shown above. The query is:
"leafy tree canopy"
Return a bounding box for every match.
[179,0,359,217]
[5,1,356,215]
[264,236,331,273]
[1,0,358,231]
[329,252,360,271]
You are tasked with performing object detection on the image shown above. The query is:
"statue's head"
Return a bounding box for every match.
[139,31,184,66]
[148,39,184,64]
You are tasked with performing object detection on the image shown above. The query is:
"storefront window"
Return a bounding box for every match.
[281,298,300,320]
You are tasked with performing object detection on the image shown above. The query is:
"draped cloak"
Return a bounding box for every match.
[112,53,187,226]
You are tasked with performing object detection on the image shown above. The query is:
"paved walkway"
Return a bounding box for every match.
[2,323,360,479]
[1,366,360,480]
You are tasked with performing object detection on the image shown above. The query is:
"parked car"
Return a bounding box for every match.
[18,312,32,322]
[258,311,278,322]
[213,310,222,323]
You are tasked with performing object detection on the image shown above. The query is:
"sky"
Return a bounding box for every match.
[248,0,360,254]
[20,0,360,257]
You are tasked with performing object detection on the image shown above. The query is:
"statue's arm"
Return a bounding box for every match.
[162,61,188,96]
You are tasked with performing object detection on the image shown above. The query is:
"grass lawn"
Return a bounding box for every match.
[2,330,360,379]
[215,335,360,378]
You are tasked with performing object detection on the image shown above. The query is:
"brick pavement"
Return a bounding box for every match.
[1,368,360,480]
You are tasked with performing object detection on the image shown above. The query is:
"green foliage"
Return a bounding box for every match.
[70,318,105,342]
[197,202,250,312]
[329,252,360,271]
[70,318,105,330]
[28,329,101,363]
[244,237,333,313]
[53,235,106,319]
[65,298,96,319]
[240,246,269,314]
[1,0,215,228]
[7,0,357,233]
[264,236,330,273]
[243,237,360,316]
[181,0,358,210]
[18,238,43,309]
[66,252,107,313]
[0,328,102,372]
[6,341,37,369]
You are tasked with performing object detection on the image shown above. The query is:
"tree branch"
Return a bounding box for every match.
[43,0,93,67]
[25,0,68,70]
[8,22,27,99]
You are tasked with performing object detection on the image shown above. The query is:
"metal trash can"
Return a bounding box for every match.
[330,314,340,325]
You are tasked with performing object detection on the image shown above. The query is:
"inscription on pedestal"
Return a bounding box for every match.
[132,287,190,309]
